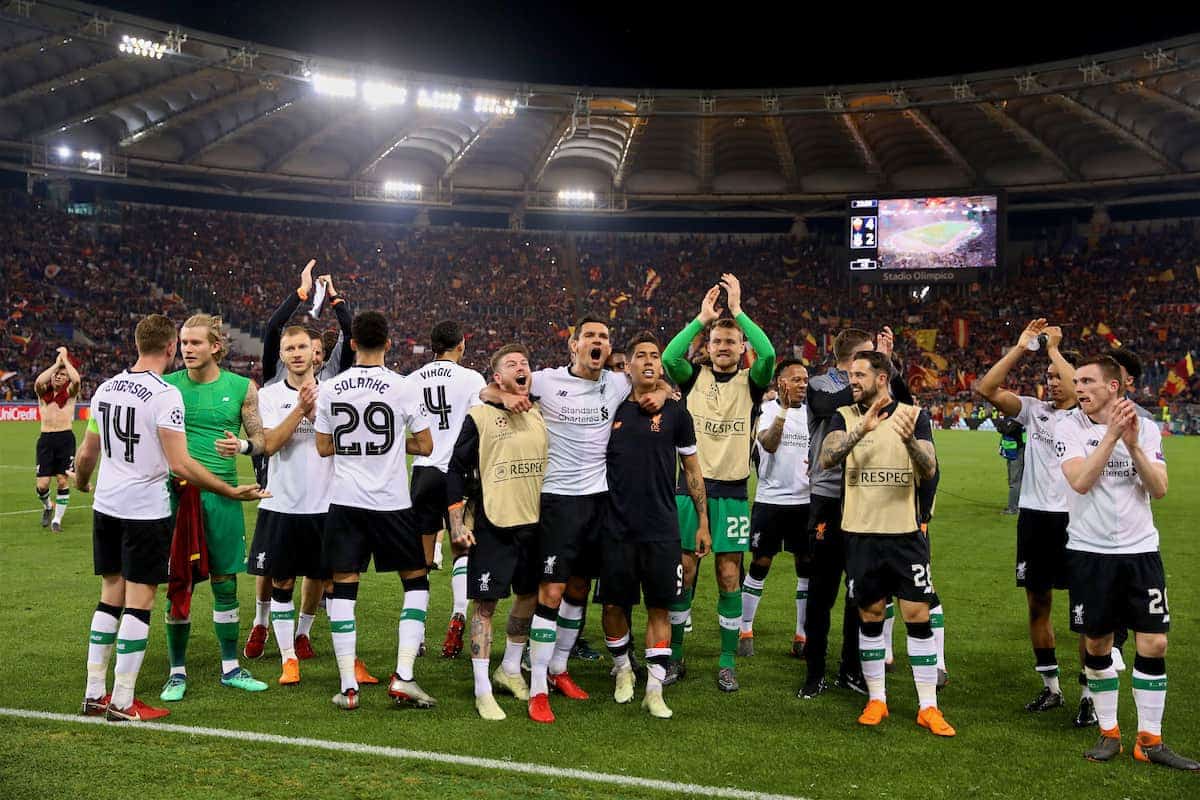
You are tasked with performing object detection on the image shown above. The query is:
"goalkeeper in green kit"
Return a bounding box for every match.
[160,314,271,700]
[661,274,775,692]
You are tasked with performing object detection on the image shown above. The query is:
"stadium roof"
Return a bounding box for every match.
[3,0,1200,216]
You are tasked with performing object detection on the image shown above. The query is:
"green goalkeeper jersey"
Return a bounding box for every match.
[164,368,249,485]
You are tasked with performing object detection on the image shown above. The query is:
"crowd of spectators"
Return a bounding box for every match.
[3,198,1198,425]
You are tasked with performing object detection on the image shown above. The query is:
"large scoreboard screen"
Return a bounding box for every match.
[848,194,1002,283]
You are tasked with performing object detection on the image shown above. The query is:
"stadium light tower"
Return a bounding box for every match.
[363,81,408,108]
[313,72,358,98]
[557,189,596,208]
[383,180,422,198]
[417,89,461,111]
[118,34,167,59]
[474,94,518,116]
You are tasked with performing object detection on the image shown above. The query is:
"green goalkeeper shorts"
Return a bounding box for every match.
[677,496,750,554]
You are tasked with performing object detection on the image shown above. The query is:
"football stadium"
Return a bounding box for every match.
[3,2,1200,799]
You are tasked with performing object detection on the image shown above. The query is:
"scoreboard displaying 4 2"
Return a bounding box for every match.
[849,199,879,271]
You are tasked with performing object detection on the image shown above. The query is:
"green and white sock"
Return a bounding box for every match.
[668,588,693,661]
[329,584,358,694]
[882,602,896,663]
[1086,656,1120,731]
[908,629,939,709]
[717,590,741,669]
[860,626,887,702]
[529,609,558,695]
[740,576,764,634]
[211,578,241,675]
[254,599,271,628]
[451,557,469,617]
[85,602,121,698]
[111,609,151,710]
[930,604,946,670]
[270,591,296,663]
[795,577,809,639]
[53,489,69,524]
[1132,656,1167,737]
[549,601,583,675]
[396,587,429,681]
[37,487,51,510]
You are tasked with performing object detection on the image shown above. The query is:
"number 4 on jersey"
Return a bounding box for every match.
[423,386,453,431]
[96,401,140,463]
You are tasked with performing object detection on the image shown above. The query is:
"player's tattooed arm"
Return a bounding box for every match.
[448,502,476,547]
[681,452,708,519]
[893,406,936,480]
[681,453,711,556]
[905,439,937,481]
[240,382,266,456]
[819,426,864,469]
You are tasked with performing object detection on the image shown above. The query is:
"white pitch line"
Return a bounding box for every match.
[0,504,92,517]
[0,707,805,800]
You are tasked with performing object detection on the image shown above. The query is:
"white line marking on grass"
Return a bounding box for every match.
[0,504,92,517]
[0,707,806,800]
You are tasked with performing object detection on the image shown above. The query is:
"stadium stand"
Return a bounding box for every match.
[3,197,1198,430]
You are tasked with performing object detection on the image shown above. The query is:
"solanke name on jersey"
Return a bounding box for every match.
[330,374,389,395]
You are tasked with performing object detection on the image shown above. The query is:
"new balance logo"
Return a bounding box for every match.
[544,555,557,575]
[255,552,266,570]
[479,572,491,592]
[557,390,569,397]
[1073,604,1085,626]
[1087,439,1100,447]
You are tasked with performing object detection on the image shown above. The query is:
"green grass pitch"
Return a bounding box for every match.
[1,422,1198,799]
[902,220,977,249]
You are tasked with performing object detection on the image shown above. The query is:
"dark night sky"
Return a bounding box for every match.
[100,2,1200,89]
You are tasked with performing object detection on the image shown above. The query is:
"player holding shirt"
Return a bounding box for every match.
[245,263,353,659]
[601,332,710,719]
[406,321,486,659]
[34,346,81,532]
[315,311,434,711]
[661,273,775,692]
[739,359,810,658]
[1057,356,1197,769]
[160,314,270,701]
[446,344,547,720]
[75,314,266,722]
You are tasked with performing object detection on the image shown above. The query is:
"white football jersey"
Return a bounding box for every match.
[315,365,429,511]
[754,400,811,505]
[89,369,186,519]
[408,360,485,472]
[258,379,333,515]
[1056,410,1164,555]
[533,366,631,495]
[1016,396,1072,512]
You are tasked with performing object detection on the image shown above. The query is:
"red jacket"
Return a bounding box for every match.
[167,480,209,619]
